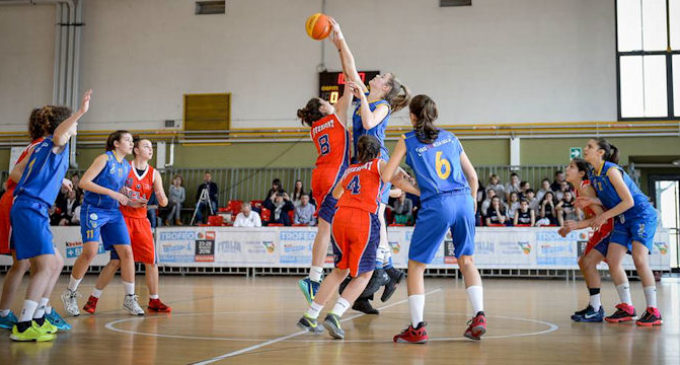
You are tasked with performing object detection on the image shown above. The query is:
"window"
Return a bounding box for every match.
[617,0,680,119]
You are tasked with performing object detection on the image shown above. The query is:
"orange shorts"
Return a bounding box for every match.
[331,207,380,277]
[312,167,343,211]
[124,216,156,264]
[0,189,14,255]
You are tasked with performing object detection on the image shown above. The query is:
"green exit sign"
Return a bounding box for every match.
[570,147,582,159]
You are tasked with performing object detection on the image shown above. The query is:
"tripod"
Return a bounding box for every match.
[190,188,214,225]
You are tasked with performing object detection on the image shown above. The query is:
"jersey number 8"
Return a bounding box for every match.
[318,134,330,156]
[435,151,451,180]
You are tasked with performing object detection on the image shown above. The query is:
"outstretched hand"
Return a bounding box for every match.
[79,89,93,114]
[346,81,363,98]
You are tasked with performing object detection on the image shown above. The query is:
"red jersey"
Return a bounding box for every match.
[337,158,382,214]
[576,180,596,218]
[120,161,155,219]
[310,114,350,170]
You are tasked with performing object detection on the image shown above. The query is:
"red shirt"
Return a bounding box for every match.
[120,161,155,219]
[310,114,350,170]
[336,158,382,214]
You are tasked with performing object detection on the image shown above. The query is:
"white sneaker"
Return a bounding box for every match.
[123,295,145,316]
[60,289,81,317]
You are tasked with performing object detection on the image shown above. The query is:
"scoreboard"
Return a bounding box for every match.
[318,70,380,104]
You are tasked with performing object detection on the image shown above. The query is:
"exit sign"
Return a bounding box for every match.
[570,147,582,159]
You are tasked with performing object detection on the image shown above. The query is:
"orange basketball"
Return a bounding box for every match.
[305,13,332,40]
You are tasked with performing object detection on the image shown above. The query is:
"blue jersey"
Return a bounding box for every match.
[83,151,131,210]
[589,161,654,220]
[14,136,69,206]
[404,129,470,202]
[352,98,390,160]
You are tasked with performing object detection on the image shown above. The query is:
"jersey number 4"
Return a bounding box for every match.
[347,175,361,195]
[318,134,330,156]
[435,151,451,180]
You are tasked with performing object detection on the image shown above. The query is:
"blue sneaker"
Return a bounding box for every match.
[45,310,71,332]
[0,311,18,330]
[571,305,604,322]
[298,278,320,305]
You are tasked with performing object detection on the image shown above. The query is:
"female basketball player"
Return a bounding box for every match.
[330,20,411,306]
[558,158,613,322]
[583,138,662,326]
[82,137,170,314]
[62,130,145,317]
[297,135,417,340]
[382,95,486,343]
[9,90,90,341]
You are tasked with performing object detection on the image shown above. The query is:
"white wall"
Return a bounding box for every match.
[0,0,617,131]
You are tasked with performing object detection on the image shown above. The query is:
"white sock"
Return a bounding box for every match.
[19,300,38,323]
[45,305,53,315]
[305,301,323,320]
[309,266,323,282]
[616,282,633,306]
[123,281,135,296]
[0,309,10,317]
[330,297,350,317]
[466,286,484,314]
[408,294,425,327]
[589,294,602,311]
[149,294,159,300]
[643,286,657,308]
[92,288,103,298]
[32,298,50,319]
[68,275,82,292]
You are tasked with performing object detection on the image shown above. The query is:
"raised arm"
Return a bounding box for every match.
[348,81,389,130]
[53,89,92,147]
[330,19,368,93]
[80,154,129,206]
[153,170,168,207]
[334,83,353,126]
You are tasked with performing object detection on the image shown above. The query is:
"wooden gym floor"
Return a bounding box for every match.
[0,275,678,364]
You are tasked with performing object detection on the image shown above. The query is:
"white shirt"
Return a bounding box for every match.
[233,211,262,227]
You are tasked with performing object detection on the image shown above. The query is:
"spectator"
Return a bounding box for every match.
[291,179,305,206]
[557,190,580,227]
[263,191,295,226]
[504,173,521,201]
[476,181,486,215]
[550,170,566,192]
[485,196,507,226]
[195,171,219,224]
[555,180,572,201]
[264,178,285,202]
[166,175,186,226]
[233,202,262,227]
[513,199,535,226]
[480,188,497,214]
[487,174,505,200]
[57,188,80,226]
[392,191,414,225]
[538,191,557,226]
[506,191,520,221]
[48,205,61,226]
[536,178,552,203]
[406,191,420,222]
[70,172,83,201]
[294,193,316,226]
[525,189,539,211]
[147,192,159,228]
[518,181,531,200]
[71,194,84,225]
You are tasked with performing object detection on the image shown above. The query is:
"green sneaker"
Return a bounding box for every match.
[10,322,56,342]
[323,313,344,340]
[35,319,58,335]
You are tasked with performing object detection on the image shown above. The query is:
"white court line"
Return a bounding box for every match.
[190,288,443,365]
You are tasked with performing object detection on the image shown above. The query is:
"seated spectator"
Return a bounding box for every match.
[194,171,219,224]
[406,191,420,222]
[294,193,316,226]
[506,191,520,221]
[485,196,507,226]
[536,178,552,203]
[264,191,295,226]
[71,194,84,225]
[392,191,414,225]
[551,170,566,192]
[525,189,539,211]
[264,178,285,203]
[233,202,262,227]
[70,172,83,202]
[557,190,580,226]
[166,174,185,226]
[487,174,505,200]
[48,205,61,226]
[514,199,535,226]
[58,188,80,226]
[555,180,572,201]
[537,191,558,226]
[518,181,531,200]
[291,179,305,207]
[504,173,521,201]
[480,188,497,214]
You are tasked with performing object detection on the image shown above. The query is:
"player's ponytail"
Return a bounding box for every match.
[297,98,325,127]
[106,130,131,151]
[356,135,381,163]
[384,74,410,113]
[595,138,620,164]
[409,94,439,144]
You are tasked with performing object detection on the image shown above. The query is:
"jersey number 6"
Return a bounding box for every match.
[435,151,451,180]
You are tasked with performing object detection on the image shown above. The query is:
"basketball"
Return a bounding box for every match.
[305,13,332,40]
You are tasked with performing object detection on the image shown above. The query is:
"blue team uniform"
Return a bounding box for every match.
[589,161,657,252]
[353,97,391,204]
[11,137,69,260]
[404,129,475,264]
[80,151,131,249]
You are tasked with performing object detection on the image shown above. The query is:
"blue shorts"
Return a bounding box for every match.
[379,153,390,204]
[409,193,475,264]
[10,198,55,260]
[610,214,657,253]
[317,195,338,224]
[80,205,131,250]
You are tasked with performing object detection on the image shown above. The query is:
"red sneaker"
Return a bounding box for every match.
[464,311,487,340]
[393,322,428,344]
[635,307,662,327]
[604,303,636,323]
[83,295,98,314]
[148,298,172,313]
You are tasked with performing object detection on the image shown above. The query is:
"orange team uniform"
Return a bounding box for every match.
[0,138,44,255]
[119,162,156,264]
[331,158,382,277]
[309,114,350,223]
[578,180,613,256]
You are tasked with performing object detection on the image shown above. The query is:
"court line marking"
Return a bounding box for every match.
[188,288,443,365]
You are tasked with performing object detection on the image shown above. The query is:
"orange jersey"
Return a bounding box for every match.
[120,162,155,219]
[310,114,350,171]
[576,180,597,219]
[337,158,382,214]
